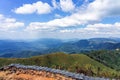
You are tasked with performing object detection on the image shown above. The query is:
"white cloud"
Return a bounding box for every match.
[30,22,120,39]
[60,22,120,36]
[87,0,120,17]
[57,22,120,39]
[0,14,24,31]
[52,0,75,12]
[25,22,57,32]
[84,23,120,34]
[0,14,39,40]
[14,4,35,14]
[59,0,75,12]
[54,14,63,18]
[52,0,59,9]
[25,0,120,33]
[14,1,52,14]
[6,0,120,39]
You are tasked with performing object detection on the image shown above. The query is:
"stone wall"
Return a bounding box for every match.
[0,64,112,80]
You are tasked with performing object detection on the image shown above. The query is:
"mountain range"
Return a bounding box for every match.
[0,38,120,58]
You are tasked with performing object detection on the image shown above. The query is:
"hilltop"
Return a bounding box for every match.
[0,52,120,78]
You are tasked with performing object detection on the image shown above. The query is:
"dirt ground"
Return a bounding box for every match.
[0,71,55,80]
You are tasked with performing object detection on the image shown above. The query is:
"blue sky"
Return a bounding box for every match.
[0,0,120,40]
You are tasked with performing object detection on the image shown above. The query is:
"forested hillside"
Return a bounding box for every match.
[87,50,120,71]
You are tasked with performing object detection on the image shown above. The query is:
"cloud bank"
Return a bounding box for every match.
[25,0,120,32]
[0,14,24,31]
[1,0,120,39]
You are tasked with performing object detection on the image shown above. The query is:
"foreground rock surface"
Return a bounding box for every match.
[0,64,113,80]
[0,71,55,80]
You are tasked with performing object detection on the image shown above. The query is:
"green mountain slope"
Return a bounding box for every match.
[0,52,119,78]
[87,50,120,71]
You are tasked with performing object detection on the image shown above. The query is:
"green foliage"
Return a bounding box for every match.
[0,52,119,78]
[87,50,120,71]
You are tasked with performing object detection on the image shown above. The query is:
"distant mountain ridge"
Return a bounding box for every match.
[0,38,120,58]
[0,38,63,57]
[55,38,120,53]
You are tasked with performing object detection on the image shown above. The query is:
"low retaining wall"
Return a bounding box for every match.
[0,64,113,80]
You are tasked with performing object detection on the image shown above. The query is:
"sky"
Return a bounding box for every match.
[0,0,120,40]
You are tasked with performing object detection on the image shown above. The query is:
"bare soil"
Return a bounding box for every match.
[0,71,55,80]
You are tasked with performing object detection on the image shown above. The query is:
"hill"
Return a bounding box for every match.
[87,50,120,71]
[0,52,119,78]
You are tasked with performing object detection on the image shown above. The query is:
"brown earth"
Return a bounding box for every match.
[0,71,55,80]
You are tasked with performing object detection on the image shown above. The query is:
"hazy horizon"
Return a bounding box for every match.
[0,37,120,41]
